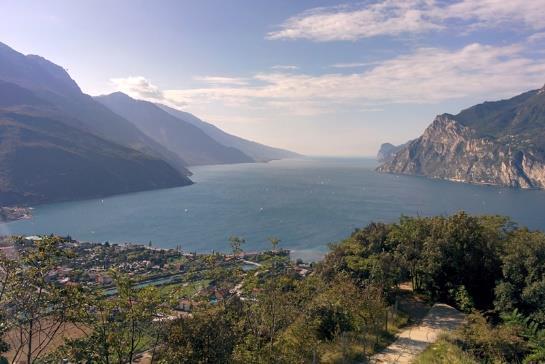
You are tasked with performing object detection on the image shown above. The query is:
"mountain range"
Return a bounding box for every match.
[377,85,545,189]
[156,104,299,162]
[95,92,254,166]
[0,42,298,205]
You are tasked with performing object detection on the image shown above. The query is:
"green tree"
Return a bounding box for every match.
[495,228,545,326]
[0,252,15,362]
[318,222,402,299]
[53,272,163,363]
[161,300,243,363]
[233,277,300,363]
[1,236,82,363]
[229,236,246,256]
[449,285,474,313]
[419,212,502,308]
[389,216,429,291]
[0,313,8,364]
[268,237,280,251]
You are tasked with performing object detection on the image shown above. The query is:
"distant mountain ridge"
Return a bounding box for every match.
[96,93,254,166]
[0,41,190,175]
[157,104,300,162]
[0,42,195,205]
[0,42,81,96]
[0,41,299,205]
[0,81,191,205]
[377,85,545,189]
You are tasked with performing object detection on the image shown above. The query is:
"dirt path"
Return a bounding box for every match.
[395,283,430,323]
[370,303,465,363]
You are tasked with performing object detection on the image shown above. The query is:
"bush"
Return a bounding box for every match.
[414,335,478,364]
[457,313,527,363]
[449,285,474,313]
[308,305,353,341]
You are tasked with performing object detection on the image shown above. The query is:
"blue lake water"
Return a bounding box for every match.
[3,157,545,261]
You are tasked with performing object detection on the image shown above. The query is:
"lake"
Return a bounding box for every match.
[3,157,545,261]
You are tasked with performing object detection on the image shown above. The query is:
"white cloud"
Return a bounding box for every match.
[111,43,545,118]
[267,0,440,41]
[193,76,249,86]
[165,43,545,106]
[330,62,379,68]
[441,0,545,30]
[110,76,164,100]
[271,65,299,70]
[527,32,545,43]
[267,0,545,42]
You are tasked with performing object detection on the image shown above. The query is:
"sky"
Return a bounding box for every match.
[1,0,545,156]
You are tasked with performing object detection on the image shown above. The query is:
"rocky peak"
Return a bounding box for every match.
[376,85,545,189]
[422,115,474,142]
[0,41,81,97]
[377,142,404,162]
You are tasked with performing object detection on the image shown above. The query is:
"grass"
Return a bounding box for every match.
[320,308,410,363]
[5,321,89,362]
[157,279,212,301]
[413,335,478,364]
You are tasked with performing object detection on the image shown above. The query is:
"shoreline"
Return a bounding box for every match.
[0,206,32,223]
[376,170,545,190]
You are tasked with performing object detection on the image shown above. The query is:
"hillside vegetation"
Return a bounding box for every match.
[1,212,545,363]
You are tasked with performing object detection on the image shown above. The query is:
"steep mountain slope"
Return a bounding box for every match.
[0,41,189,175]
[0,44,193,205]
[377,85,545,189]
[96,93,254,166]
[0,79,51,108]
[0,83,191,205]
[0,42,81,96]
[449,88,545,150]
[157,103,300,162]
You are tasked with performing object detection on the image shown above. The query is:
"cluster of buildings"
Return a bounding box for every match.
[1,235,314,316]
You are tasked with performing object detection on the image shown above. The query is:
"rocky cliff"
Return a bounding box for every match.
[377,142,408,162]
[377,85,545,189]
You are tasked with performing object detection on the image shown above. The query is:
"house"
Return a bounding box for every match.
[177,299,193,312]
[24,235,43,242]
[294,266,310,277]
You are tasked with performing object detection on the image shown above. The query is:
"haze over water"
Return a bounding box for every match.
[4,158,545,261]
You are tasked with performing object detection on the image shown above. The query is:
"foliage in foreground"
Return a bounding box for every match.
[413,335,478,364]
[415,310,545,364]
[157,275,400,363]
[320,212,545,363]
[320,212,545,320]
[2,211,545,363]
[1,237,401,363]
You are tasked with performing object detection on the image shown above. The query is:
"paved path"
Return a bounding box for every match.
[370,303,465,364]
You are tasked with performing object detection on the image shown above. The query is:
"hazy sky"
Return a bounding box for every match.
[2,0,545,156]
